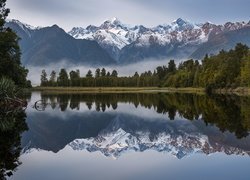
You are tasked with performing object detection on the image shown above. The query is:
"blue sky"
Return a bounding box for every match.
[7,0,250,31]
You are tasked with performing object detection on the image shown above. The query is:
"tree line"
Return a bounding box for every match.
[40,67,159,87]
[163,43,250,91]
[40,43,250,90]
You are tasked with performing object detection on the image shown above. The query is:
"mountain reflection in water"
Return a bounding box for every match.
[22,93,250,158]
[2,92,250,180]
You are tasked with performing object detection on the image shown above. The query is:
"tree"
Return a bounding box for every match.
[70,70,79,80]
[57,69,69,86]
[69,70,80,86]
[95,68,100,78]
[0,0,28,87]
[156,66,166,80]
[86,70,93,78]
[49,70,56,86]
[241,53,250,87]
[0,106,28,179]
[101,68,106,77]
[133,72,139,77]
[40,69,48,86]
[111,70,118,77]
[168,60,176,73]
[234,43,249,60]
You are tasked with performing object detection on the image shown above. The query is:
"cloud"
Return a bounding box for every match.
[7,0,250,31]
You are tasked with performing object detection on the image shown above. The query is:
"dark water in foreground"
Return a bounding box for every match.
[1,92,250,180]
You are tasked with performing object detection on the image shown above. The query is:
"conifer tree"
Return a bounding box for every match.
[86,70,93,78]
[40,70,48,86]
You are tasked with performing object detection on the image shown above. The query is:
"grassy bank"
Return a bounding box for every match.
[32,86,205,94]
[31,86,250,95]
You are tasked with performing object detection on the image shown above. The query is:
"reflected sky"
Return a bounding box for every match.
[11,148,250,180]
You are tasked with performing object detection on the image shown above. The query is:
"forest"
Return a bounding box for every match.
[40,43,250,91]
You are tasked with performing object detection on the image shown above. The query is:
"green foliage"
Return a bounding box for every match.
[0,2,29,178]
[40,69,48,86]
[164,59,200,87]
[48,70,57,86]
[163,43,250,89]
[40,44,250,89]
[0,104,28,179]
[111,70,118,77]
[168,60,177,73]
[95,68,100,78]
[41,93,250,138]
[41,67,160,87]
[240,53,250,86]
[0,77,19,100]
[86,70,93,78]
[101,68,106,77]
[69,70,80,86]
[156,66,167,80]
[0,0,28,87]
[57,69,69,86]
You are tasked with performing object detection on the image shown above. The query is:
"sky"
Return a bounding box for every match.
[6,0,250,31]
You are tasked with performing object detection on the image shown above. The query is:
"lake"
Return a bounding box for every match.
[2,92,250,180]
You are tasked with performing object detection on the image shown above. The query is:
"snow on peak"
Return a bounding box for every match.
[100,17,124,29]
[7,19,41,30]
[109,17,121,24]
[67,18,249,60]
[67,127,248,159]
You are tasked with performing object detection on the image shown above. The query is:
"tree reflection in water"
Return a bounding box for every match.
[1,92,250,179]
[0,105,28,179]
[40,93,250,139]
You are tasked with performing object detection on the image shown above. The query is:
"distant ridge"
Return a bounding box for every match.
[5,18,250,66]
[5,19,116,66]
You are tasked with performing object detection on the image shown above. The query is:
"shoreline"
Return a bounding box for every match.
[32,87,204,94]
[31,86,250,95]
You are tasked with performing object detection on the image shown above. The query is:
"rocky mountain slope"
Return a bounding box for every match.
[6,20,115,66]
[69,127,249,159]
[21,111,250,159]
[6,18,250,66]
[69,18,250,63]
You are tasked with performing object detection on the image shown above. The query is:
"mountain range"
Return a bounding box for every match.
[6,20,115,66]
[6,18,250,66]
[22,111,250,159]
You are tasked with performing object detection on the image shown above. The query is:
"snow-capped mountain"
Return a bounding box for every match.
[5,18,250,65]
[68,128,209,159]
[6,19,40,29]
[21,109,250,159]
[69,18,133,49]
[69,17,208,49]
[5,19,116,66]
[68,127,249,159]
[68,18,250,62]
[69,17,146,60]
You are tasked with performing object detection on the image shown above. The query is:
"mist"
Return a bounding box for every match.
[27,58,184,86]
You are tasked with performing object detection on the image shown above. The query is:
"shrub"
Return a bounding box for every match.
[0,77,19,100]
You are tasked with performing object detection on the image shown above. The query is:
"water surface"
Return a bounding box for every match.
[2,92,250,180]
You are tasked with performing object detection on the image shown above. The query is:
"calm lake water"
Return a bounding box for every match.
[2,92,250,180]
